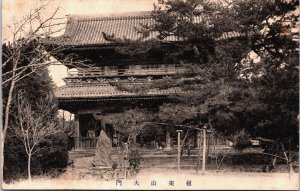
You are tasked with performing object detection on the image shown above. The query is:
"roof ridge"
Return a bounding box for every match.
[68,11,152,21]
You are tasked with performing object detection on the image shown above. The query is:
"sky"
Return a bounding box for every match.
[2,0,157,87]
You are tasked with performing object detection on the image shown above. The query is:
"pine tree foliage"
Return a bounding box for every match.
[102,109,153,144]
[104,0,299,150]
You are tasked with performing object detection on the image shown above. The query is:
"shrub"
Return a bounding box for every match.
[128,144,141,172]
[233,130,252,151]
[235,137,252,151]
[3,133,27,183]
[38,132,69,174]
[3,130,69,182]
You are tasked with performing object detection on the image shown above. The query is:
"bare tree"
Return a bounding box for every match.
[2,0,87,144]
[1,1,89,181]
[12,93,60,180]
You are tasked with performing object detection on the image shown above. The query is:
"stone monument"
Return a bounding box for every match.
[92,130,112,168]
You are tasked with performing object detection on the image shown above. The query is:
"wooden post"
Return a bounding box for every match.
[124,143,129,180]
[207,133,210,157]
[176,130,183,173]
[165,128,171,150]
[202,126,207,174]
[196,129,202,173]
[74,114,80,150]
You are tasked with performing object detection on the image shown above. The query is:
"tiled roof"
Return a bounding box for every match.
[44,11,241,46]
[45,12,155,46]
[55,83,186,100]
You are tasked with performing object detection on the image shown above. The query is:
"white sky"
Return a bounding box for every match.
[3,0,157,87]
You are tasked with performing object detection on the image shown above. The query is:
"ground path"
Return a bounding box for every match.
[3,149,299,190]
[3,169,299,190]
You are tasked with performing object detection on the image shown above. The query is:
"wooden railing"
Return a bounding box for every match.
[78,137,98,149]
[68,68,185,77]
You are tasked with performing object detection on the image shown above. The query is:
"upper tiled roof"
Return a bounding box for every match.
[45,12,155,46]
[44,11,241,46]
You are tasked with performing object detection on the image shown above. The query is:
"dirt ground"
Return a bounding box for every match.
[3,151,299,190]
[2,169,299,190]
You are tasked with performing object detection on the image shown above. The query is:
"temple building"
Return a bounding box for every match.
[45,12,237,150]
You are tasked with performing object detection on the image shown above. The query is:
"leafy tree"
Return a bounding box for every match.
[103,0,249,128]
[224,0,299,137]
[104,0,298,162]
[218,0,298,60]
[215,0,298,173]
[98,0,300,175]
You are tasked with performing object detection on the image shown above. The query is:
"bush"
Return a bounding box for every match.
[233,130,252,151]
[128,144,141,172]
[235,137,252,151]
[38,132,69,174]
[3,130,69,182]
[3,133,27,183]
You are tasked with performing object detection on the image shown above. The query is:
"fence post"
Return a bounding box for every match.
[176,130,183,173]
[202,125,207,174]
[197,129,202,174]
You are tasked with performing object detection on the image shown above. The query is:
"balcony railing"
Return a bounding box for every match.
[68,68,185,77]
[78,137,98,149]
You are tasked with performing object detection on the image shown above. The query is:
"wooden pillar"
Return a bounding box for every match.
[196,130,201,149]
[74,114,80,150]
[165,128,171,150]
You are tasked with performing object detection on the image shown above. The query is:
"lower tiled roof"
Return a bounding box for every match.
[55,83,185,99]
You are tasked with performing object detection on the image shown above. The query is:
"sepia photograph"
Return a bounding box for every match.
[1,0,299,190]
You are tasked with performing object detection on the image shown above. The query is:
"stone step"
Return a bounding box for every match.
[68,147,233,161]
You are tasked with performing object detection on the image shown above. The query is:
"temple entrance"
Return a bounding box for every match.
[73,113,207,151]
[74,113,123,149]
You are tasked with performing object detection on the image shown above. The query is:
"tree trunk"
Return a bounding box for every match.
[2,64,17,183]
[28,153,32,181]
[3,78,16,144]
[3,49,18,143]
[1,134,5,182]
